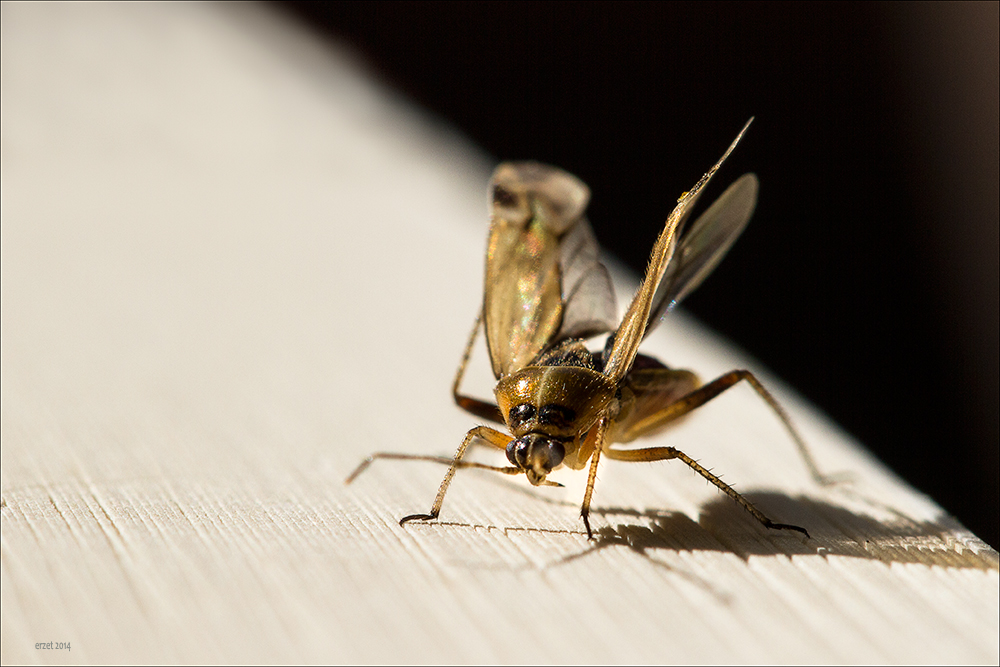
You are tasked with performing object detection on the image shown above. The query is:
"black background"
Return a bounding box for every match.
[276,2,998,548]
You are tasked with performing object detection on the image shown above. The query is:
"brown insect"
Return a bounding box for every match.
[348,119,815,539]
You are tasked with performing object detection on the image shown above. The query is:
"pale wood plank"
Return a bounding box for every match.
[2,3,996,664]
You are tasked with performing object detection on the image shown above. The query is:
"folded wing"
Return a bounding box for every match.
[484,162,611,377]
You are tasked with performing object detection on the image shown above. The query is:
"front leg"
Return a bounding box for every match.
[579,417,610,539]
[400,425,513,525]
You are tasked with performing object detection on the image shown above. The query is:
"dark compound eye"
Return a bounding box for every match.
[536,439,565,470]
[506,434,565,471]
[508,403,535,427]
[506,438,529,468]
[538,404,576,428]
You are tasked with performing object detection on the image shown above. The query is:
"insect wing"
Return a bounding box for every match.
[484,162,591,377]
[555,216,618,342]
[602,119,753,382]
[643,172,758,337]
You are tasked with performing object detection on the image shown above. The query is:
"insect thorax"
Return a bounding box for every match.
[494,361,616,441]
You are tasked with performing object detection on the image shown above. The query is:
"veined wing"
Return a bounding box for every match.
[642,172,758,338]
[603,119,753,382]
[555,215,618,342]
[484,162,595,378]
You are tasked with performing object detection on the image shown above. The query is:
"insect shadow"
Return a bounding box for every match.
[559,491,998,571]
[405,471,996,572]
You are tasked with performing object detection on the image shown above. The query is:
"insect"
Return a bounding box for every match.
[348,119,815,539]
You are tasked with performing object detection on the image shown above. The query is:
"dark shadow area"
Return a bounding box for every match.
[583,492,998,570]
[405,478,998,571]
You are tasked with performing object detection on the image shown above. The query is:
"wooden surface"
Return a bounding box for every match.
[2,3,997,664]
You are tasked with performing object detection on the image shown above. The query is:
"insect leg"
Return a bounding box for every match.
[344,451,518,485]
[725,370,826,484]
[452,310,505,424]
[579,417,611,540]
[603,445,808,537]
[400,425,514,525]
[621,369,826,485]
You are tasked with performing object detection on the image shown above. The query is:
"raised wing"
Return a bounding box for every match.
[642,172,758,338]
[602,119,753,382]
[484,162,594,378]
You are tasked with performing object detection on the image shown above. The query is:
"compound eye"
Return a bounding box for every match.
[506,437,529,468]
[508,403,536,428]
[539,440,566,470]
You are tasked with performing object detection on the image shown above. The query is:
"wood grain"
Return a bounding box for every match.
[2,3,996,664]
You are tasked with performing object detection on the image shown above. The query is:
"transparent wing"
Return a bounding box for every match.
[555,216,618,342]
[483,162,592,377]
[642,172,758,338]
[602,119,753,382]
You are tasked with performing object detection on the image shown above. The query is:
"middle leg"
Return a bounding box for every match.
[604,445,809,537]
